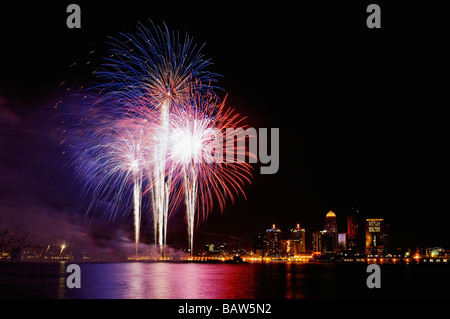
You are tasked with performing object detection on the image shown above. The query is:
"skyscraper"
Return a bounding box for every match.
[365,218,389,255]
[338,233,347,251]
[254,229,267,256]
[347,207,365,254]
[323,211,337,253]
[321,231,335,253]
[266,224,281,257]
[290,223,306,253]
[312,230,326,253]
[347,216,358,250]
[324,211,337,233]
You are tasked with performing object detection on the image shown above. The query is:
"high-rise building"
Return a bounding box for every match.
[338,233,347,251]
[281,240,292,256]
[254,229,267,256]
[365,218,389,255]
[347,207,365,254]
[312,230,327,253]
[290,223,306,253]
[324,211,337,253]
[324,211,337,234]
[312,211,339,254]
[266,224,281,257]
[347,216,358,250]
[321,231,336,253]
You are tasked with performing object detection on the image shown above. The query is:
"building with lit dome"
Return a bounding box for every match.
[324,211,337,234]
[313,211,339,253]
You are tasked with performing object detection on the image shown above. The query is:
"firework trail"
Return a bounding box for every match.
[95,120,153,258]
[59,244,66,256]
[132,164,143,257]
[152,98,171,253]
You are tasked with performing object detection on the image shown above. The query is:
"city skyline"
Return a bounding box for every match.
[9,208,447,262]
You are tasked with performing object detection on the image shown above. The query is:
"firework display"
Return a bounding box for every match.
[64,22,253,256]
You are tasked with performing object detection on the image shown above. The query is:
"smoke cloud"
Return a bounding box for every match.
[0,95,148,261]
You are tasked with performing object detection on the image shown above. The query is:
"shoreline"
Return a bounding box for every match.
[4,256,450,265]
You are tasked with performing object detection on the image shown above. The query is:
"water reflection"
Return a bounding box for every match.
[66,262,344,299]
[69,263,258,299]
[57,261,67,299]
[6,262,444,299]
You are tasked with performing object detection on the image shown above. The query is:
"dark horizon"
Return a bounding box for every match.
[1,2,449,256]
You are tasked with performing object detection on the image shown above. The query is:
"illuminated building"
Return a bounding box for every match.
[266,224,281,257]
[426,247,445,258]
[254,229,267,257]
[312,230,326,253]
[365,218,389,255]
[290,224,306,253]
[281,240,292,256]
[324,211,337,233]
[203,243,227,256]
[312,211,337,254]
[338,233,347,251]
[218,243,227,255]
[347,208,365,254]
[321,231,335,253]
[323,211,337,253]
[282,239,305,257]
[347,216,358,251]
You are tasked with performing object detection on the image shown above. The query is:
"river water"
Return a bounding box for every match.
[0,262,448,299]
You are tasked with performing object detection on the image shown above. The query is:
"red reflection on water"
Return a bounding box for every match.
[139,263,257,299]
[75,263,258,299]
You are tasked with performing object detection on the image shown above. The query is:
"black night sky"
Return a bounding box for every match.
[0,1,448,254]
